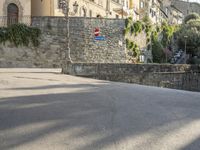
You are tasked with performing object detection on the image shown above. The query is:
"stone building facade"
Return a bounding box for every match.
[0,0,31,26]
[172,0,200,17]
[31,0,130,19]
[170,5,184,24]
[162,0,184,24]
[138,0,168,24]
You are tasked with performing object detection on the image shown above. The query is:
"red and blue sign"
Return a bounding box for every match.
[95,36,105,41]
[94,27,105,41]
[94,28,100,37]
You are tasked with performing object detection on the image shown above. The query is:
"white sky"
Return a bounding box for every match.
[181,0,200,3]
[186,0,200,3]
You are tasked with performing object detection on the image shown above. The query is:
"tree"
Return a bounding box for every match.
[161,21,177,48]
[184,13,200,24]
[152,40,165,63]
[176,14,200,57]
[151,32,165,63]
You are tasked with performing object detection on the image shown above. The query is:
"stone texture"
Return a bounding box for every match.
[0,17,126,68]
[63,63,200,92]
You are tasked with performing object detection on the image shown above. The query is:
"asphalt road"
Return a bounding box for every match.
[0,69,200,150]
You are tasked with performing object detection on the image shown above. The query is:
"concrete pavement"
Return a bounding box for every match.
[0,69,200,150]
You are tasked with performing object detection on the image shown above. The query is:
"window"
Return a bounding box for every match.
[140,1,144,8]
[7,3,19,25]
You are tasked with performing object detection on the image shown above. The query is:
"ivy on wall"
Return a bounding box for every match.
[0,24,41,47]
[125,16,178,63]
[126,39,140,59]
[161,22,178,48]
[125,16,153,62]
[125,17,145,37]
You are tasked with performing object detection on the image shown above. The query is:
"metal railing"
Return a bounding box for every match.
[0,16,31,27]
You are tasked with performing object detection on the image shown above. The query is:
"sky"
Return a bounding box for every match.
[186,0,200,3]
[181,0,200,3]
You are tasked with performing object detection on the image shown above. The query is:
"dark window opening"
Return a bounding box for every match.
[7,3,19,26]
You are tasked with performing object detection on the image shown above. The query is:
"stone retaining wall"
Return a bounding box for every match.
[62,63,200,92]
[0,17,126,68]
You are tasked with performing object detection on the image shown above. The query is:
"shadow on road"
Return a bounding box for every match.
[0,83,200,149]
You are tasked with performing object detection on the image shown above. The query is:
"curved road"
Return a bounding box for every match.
[0,69,200,150]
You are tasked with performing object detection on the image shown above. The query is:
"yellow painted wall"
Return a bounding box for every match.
[110,1,123,18]
[54,0,108,17]
[0,1,5,16]
[31,0,54,16]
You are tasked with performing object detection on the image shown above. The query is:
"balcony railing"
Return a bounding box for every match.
[0,16,31,27]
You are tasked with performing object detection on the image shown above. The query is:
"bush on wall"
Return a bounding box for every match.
[125,17,151,38]
[152,39,165,63]
[126,39,141,61]
[125,15,180,63]
[0,23,41,47]
[124,16,153,63]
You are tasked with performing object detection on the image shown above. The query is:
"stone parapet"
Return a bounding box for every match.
[62,63,200,92]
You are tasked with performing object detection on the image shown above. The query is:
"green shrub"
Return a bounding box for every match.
[152,39,165,63]
[0,23,41,47]
[184,13,200,24]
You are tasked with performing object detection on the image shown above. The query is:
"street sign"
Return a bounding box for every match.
[94,28,100,37]
[95,36,105,41]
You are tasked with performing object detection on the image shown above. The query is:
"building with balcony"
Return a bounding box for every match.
[128,0,140,21]
[169,5,184,24]
[162,0,184,24]
[172,0,200,17]
[138,0,168,24]
[31,0,130,18]
[111,0,129,18]
[136,0,183,25]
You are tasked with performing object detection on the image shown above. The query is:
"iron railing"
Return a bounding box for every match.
[0,16,31,27]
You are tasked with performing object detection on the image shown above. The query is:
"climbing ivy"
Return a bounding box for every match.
[145,24,152,43]
[124,16,178,63]
[125,16,153,44]
[125,18,144,36]
[124,16,153,62]
[126,39,141,59]
[161,22,177,48]
[132,21,143,36]
[0,23,41,47]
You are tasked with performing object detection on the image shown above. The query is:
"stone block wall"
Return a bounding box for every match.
[83,18,126,63]
[0,17,67,68]
[0,17,126,68]
[63,63,200,92]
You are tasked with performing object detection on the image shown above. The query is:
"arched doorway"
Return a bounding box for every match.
[7,3,19,25]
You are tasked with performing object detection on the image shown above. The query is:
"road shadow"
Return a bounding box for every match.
[181,137,200,150]
[0,83,200,150]
[5,83,101,90]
